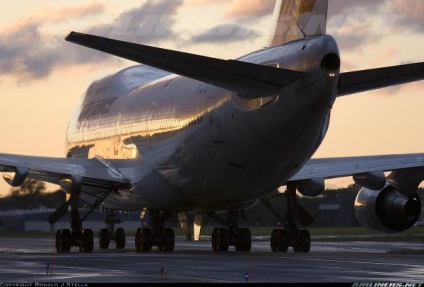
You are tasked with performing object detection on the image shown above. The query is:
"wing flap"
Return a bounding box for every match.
[292,154,424,181]
[338,62,424,97]
[65,32,303,100]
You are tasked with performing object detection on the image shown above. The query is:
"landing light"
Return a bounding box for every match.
[329,73,336,77]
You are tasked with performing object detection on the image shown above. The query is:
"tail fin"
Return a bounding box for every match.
[268,0,329,47]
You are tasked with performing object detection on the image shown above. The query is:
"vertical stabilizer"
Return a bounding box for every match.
[268,0,328,47]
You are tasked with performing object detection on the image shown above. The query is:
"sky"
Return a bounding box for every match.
[0,0,423,196]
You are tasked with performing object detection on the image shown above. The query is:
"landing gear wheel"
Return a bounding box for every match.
[293,229,311,253]
[235,228,251,252]
[159,228,175,252]
[270,229,289,252]
[135,228,141,251]
[211,228,218,251]
[79,229,94,253]
[56,229,71,253]
[135,228,152,252]
[115,228,126,249]
[99,228,110,249]
[211,228,229,251]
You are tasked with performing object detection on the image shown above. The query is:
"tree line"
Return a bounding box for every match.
[0,178,360,212]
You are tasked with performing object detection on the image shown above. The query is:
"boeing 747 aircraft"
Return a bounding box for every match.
[2,0,424,253]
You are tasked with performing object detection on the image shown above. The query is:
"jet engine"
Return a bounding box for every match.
[354,183,422,233]
[296,178,325,197]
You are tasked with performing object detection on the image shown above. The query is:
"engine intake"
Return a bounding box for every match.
[354,184,421,233]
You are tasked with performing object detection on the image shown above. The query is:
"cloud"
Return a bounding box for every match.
[189,24,260,44]
[224,0,275,18]
[0,0,184,83]
[185,0,225,5]
[389,0,424,32]
[328,0,387,17]
[0,23,112,83]
[13,2,104,28]
[185,0,274,20]
[329,17,384,52]
[89,0,183,43]
[327,0,389,47]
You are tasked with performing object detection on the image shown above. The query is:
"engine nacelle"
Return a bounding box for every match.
[3,167,28,187]
[354,184,422,233]
[297,178,325,197]
[353,171,386,190]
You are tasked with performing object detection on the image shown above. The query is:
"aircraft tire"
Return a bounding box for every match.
[99,228,110,249]
[115,228,126,249]
[158,228,175,252]
[56,229,71,253]
[79,229,94,253]
[235,228,251,251]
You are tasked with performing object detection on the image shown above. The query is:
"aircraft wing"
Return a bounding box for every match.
[338,62,424,96]
[291,154,424,181]
[0,153,132,191]
[65,32,303,100]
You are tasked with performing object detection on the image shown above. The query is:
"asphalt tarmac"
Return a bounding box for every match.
[0,236,423,283]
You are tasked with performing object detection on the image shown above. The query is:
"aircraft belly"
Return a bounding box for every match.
[198,105,330,208]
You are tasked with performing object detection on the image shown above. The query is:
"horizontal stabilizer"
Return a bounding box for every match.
[338,62,424,96]
[65,32,303,100]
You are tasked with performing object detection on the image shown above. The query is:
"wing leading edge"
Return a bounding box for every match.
[65,32,303,100]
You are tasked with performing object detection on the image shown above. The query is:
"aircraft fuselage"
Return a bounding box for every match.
[66,35,340,211]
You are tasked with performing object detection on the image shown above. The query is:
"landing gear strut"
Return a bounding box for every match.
[135,211,175,252]
[99,209,126,250]
[270,182,311,253]
[208,210,252,252]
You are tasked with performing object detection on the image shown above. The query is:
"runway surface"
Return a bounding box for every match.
[0,236,423,283]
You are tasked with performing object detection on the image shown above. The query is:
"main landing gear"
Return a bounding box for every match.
[99,209,126,250]
[135,211,175,252]
[53,186,113,253]
[55,194,93,253]
[208,210,252,252]
[269,182,311,253]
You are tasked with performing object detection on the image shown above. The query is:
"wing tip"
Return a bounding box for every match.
[65,31,75,42]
